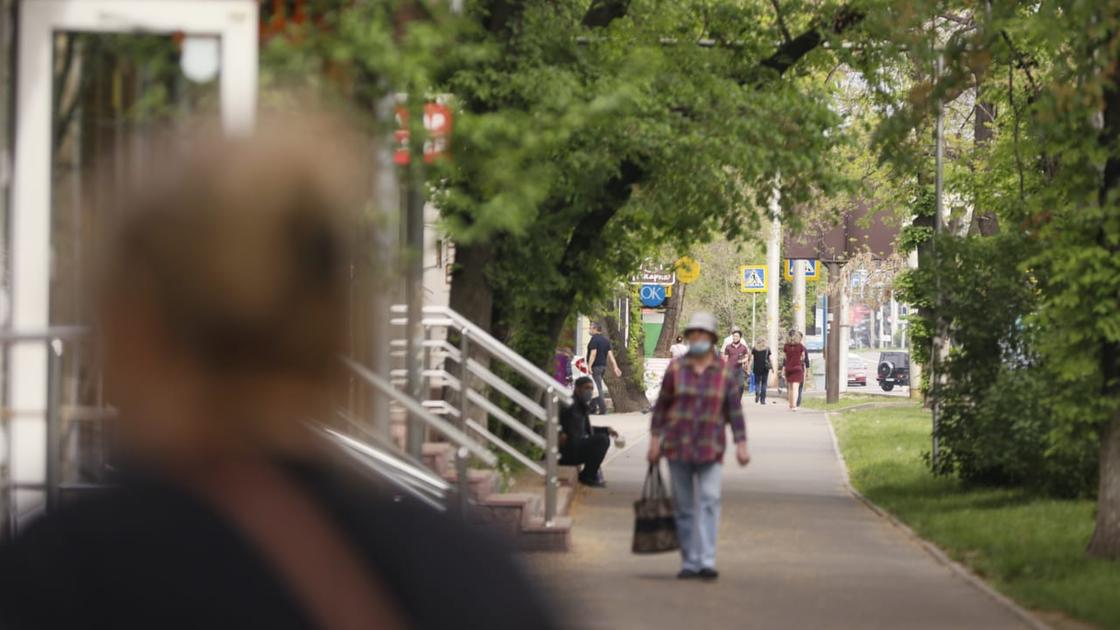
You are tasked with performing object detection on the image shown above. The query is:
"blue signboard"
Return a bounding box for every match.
[639,284,667,307]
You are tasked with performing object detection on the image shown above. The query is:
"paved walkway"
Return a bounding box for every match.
[530,403,1031,629]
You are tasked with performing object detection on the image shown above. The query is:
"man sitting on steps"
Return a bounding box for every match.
[559,377,618,488]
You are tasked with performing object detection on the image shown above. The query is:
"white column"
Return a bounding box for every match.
[890,298,900,348]
[792,260,806,335]
[766,194,781,377]
[839,274,850,393]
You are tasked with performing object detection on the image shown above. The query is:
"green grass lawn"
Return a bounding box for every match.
[831,403,1120,629]
[800,393,899,410]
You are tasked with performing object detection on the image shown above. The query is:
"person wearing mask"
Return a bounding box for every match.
[559,377,618,487]
[649,311,750,581]
[669,335,689,359]
[0,125,557,630]
[586,322,622,415]
[783,329,807,411]
[723,327,750,399]
[752,337,772,405]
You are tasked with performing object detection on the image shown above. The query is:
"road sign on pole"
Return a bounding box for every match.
[740,265,767,293]
[675,256,701,284]
[783,259,820,282]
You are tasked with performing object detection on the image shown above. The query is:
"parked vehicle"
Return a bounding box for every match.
[876,351,910,391]
[847,355,868,386]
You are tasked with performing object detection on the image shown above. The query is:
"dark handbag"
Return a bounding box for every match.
[632,463,679,554]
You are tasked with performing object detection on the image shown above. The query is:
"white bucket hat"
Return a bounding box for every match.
[684,311,719,339]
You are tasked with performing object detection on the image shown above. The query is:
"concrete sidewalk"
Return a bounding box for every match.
[529,403,1033,629]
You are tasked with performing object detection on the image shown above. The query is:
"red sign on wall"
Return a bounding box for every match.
[394,102,453,165]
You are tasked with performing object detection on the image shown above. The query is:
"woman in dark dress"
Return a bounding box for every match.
[0,127,557,630]
[782,330,807,411]
[751,338,772,404]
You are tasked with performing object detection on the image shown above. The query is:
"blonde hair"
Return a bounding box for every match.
[97,119,363,379]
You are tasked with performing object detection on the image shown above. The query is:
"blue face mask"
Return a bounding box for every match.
[688,339,713,356]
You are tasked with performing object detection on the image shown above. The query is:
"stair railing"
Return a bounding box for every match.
[389,304,573,525]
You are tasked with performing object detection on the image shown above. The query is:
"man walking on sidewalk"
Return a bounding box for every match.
[587,322,622,415]
[648,312,751,581]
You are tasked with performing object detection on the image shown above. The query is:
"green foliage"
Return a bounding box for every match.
[899,233,1097,496]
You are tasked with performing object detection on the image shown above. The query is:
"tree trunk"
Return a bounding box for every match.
[448,242,494,330]
[971,96,1001,236]
[1089,415,1120,558]
[601,311,651,413]
[653,280,686,357]
[1088,41,1120,559]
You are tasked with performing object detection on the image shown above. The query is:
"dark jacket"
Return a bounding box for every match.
[559,398,593,463]
[0,460,558,630]
[752,348,772,373]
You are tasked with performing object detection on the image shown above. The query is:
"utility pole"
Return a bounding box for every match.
[766,186,782,379]
[403,95,427,459]
[931,54,945,466]
[793,259,806,335]
[826,263,842,404]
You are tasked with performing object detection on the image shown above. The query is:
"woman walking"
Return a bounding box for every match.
[782,330,807,411]
[751,338,772,405]
[649,312,750,580]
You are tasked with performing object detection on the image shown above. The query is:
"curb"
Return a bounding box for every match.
[823,411,1052,630]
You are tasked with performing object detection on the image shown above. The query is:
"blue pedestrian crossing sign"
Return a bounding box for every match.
[740,265,767,293]
[639,284,667,307]
[783,259,820,282]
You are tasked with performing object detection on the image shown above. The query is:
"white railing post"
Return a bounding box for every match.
[456,331,471,516]
[544,388,559,525]
[45,339,62,514]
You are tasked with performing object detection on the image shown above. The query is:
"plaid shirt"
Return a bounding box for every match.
[650,356,748,464]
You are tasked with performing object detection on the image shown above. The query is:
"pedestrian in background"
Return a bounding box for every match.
[553,346,574,389]
[587,322,622,415]
[0,122,556,630]
[797,345,810,408]
[783,330,807,411]
[723,327,749,399]
[648,311,750,581]
[669,335,689,359]
[752,337,772,405]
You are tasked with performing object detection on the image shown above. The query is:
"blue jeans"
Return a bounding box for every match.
[667,460,722,572]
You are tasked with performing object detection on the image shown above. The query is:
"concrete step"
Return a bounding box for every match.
[518,515,573,552]
[421,442,455,477]
[445,468,500,502]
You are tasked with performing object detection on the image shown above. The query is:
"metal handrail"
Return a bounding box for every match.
[342,357,496,467]
[391,304,573,407]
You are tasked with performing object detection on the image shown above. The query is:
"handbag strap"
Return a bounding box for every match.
[642,462,667,500]
[182,460,408,630]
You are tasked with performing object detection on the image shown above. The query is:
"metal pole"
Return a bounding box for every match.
[45,339,62,514]
[931,54,945,467]
[826,263,842,404]
[404,97,427,459]
[544,389,559,526]
[456,332,471,516]
[751,294,757,343]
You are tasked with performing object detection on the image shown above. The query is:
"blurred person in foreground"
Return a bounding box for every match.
[0,123,557,630]
[648,312,750,581]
